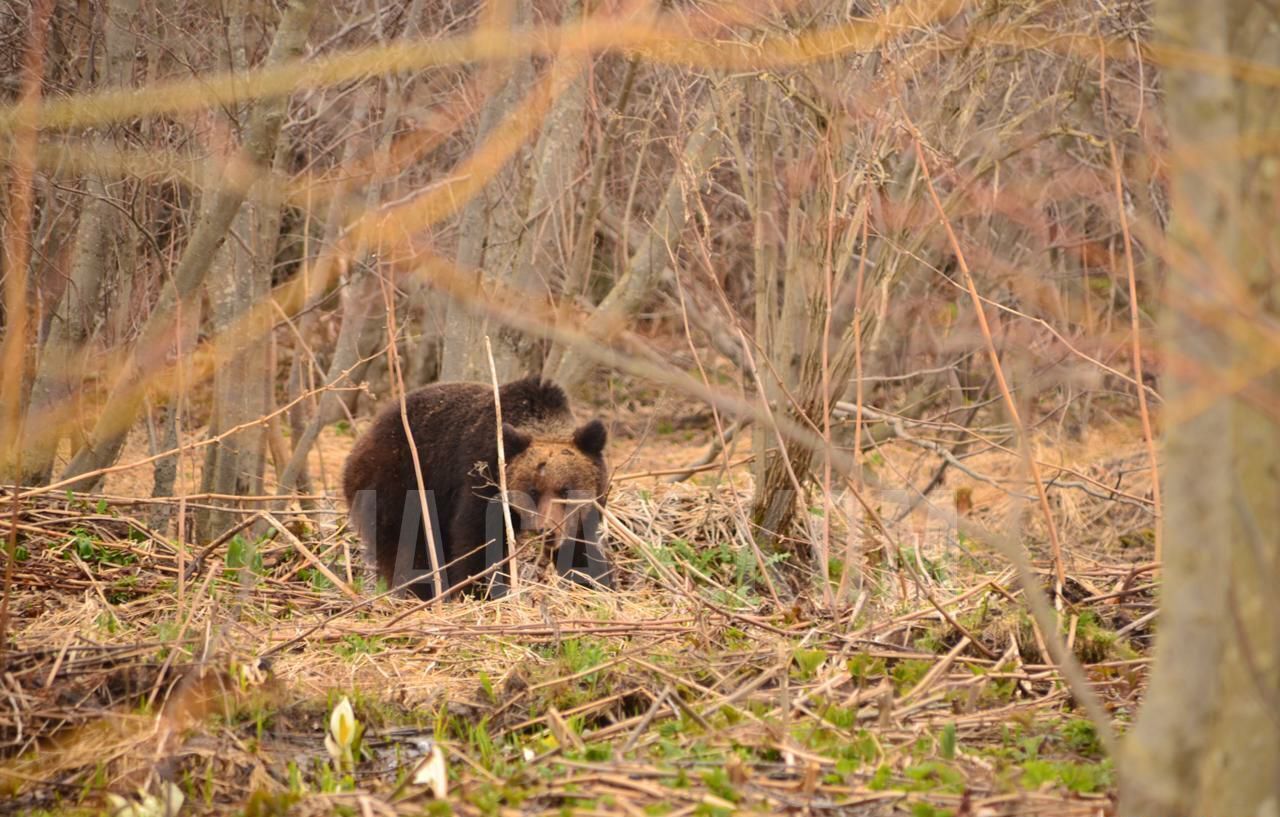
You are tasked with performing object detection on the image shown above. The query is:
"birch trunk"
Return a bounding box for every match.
[488,0,588,380]
[198,176,281,534]
[196,0,280,538]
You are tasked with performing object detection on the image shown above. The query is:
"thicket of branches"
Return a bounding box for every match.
[0,0,1159,563]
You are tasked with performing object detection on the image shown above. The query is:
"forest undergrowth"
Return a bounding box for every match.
[0,401,1155,817]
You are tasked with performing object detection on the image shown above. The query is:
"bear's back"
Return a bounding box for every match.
[340,377,576,506]
[488,376,575,432]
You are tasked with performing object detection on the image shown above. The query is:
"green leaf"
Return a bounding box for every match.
[793,648,827,679]
[939,723,957,760]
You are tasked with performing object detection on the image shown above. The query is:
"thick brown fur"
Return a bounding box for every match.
[341,376,611,599]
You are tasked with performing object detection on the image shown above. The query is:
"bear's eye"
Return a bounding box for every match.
[527,489,541,504]
[557,487,571,499]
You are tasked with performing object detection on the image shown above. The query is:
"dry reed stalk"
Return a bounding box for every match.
[485,335,520,593]
[1099,44,1163,567]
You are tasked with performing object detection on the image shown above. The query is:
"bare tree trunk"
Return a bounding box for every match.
[275,93,373,500]
[750,250,863,548]
[551,96,725,391]
[1119,2,1280,813]
[439,0,533,383]
[197,0,281,539]
[275,270,380,497]
[488,0,589,379]
[284,353,313,495]
[199,175,282,535]
[147,306,198,530]
[18,0,139,485]
[59,0,318,492]
[556,55,640,311]
[737,68,885,552]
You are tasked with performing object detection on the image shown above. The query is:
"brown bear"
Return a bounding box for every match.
[341,376,613,600]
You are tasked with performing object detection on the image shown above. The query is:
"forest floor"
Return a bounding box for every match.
[0,381,1155,816]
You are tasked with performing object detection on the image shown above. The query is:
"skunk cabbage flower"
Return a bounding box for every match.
[106,782,184,817]
[411,742,449,799]
[325,696,359,772]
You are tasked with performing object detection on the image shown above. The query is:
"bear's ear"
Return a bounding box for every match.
[502,423,532,459]
[572,419,607,457]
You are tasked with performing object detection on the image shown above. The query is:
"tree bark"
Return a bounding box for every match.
[59,0,318,492]
[198,177,281,535]
[197,0,280,539]
[146,308,198,530]
[557,56,640,314]
[1119,2,1280,814]
[735,57,894,555]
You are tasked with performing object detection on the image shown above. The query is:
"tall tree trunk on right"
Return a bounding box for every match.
[1119,1,1280,813]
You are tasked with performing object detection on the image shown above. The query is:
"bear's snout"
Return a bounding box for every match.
[524,509,553,532]
[507,491,561,534]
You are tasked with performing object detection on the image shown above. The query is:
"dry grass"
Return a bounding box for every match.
[0,421,1153,816]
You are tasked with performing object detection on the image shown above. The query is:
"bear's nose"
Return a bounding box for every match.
[524,510,550,531]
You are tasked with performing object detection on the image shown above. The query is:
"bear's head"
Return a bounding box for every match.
[500,419,608,564]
